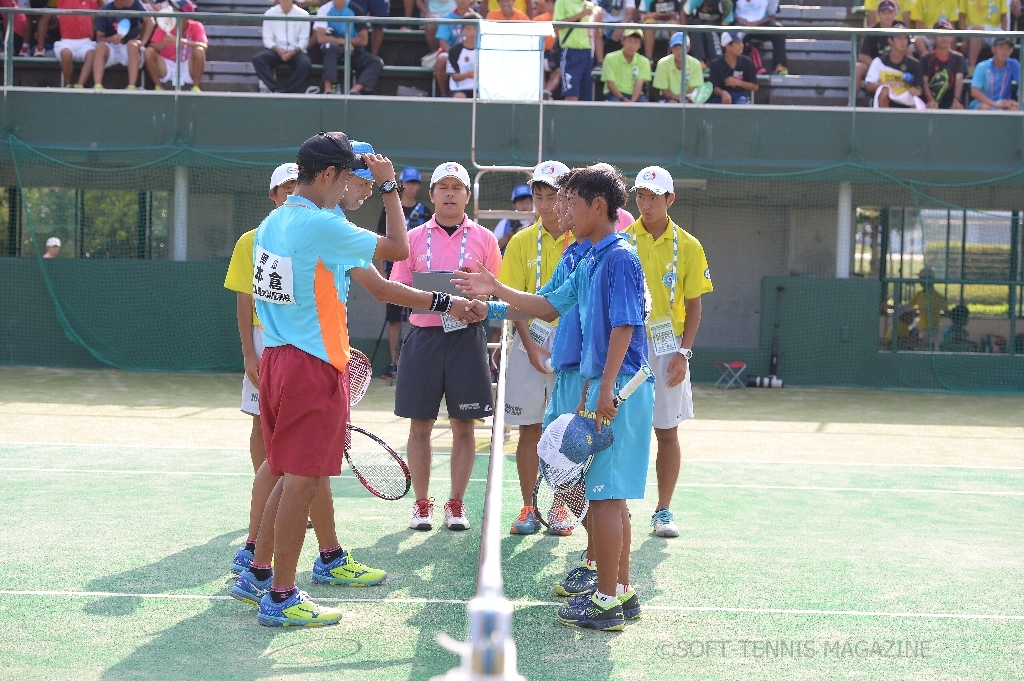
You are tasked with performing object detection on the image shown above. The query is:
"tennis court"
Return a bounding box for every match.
[1,365,1022,681]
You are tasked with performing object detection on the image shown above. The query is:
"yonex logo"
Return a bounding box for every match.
[592,484,604,493]
[642,171,657,181]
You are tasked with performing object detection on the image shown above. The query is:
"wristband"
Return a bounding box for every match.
[486,301,508,321]
[429,292,452,313]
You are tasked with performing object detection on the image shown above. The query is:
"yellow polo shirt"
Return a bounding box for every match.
[908,287,948,330]
[223,228,260,327]
[498,219,570,325]
[910,0,962,27]
[624,218,713,337]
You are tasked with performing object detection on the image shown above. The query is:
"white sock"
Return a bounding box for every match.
[594,591,617,606]
[616,583,630,595]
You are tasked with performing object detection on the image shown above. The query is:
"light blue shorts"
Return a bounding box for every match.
[542,368,586,429]
[582,374,654,501]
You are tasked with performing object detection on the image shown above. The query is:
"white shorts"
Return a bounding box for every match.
[54,38,96,61]
[503,327,556,425]
[648,336,694,429]
[240,326,265,416]
[159,56,194,85]
[103,42,141,68]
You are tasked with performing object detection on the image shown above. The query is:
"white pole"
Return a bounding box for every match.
[173,166,188,261]
[836,181,852,279]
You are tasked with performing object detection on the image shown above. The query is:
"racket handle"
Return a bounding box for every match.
[612,365,653,406]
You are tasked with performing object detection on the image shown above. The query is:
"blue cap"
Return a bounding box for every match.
[399,167,422,183]
[348,140,374,180]
[669,32,687,49]
[511,184,532,202]
[559,414,614,464]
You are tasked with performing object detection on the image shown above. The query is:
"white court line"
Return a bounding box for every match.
[1,590,1022,621]
[2,468,1021,496]
[0,441,248,451]
[682,458,1024,471]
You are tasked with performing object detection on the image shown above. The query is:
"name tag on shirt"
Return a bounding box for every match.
[253,246,295,305]
[441,313,467,333]
[649,317,679,356]
[516,319,554,352]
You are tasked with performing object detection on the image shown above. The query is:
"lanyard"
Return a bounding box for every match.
[990,63,1010,101]
[426,220,468,272]
[632,221,678,311]
[533,222,571,292]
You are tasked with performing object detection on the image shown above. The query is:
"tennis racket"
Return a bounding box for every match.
[534,365,653,531]
[344,424,411,500]
[348,349,372,407]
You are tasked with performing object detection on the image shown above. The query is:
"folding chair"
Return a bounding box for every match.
[714,361,747,389]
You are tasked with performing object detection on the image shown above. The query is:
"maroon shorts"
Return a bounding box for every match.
[259,344,350,477]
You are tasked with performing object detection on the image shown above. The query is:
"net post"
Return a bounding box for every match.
[848,33,857,108]
[430,319,525,681]
[172,166,188,260]
[836,182,852,278]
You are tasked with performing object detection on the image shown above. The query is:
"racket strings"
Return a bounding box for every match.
[347,349,372,406]
[345,426,410,500]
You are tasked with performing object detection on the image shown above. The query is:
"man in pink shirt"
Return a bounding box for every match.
[143,0,208,91]
[390,161,502,533]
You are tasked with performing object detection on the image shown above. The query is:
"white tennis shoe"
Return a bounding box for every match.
[409,498,434,531]
[444,499,470,531]
[651,508,679,538]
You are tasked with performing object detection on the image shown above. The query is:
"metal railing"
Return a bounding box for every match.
[3,8,1024,107]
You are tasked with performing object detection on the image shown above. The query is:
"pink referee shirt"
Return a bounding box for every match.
[390,214,503,328]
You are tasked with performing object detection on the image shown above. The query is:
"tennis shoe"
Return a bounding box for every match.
[618,588,641,620]
[509,506,539,535]
[545,505,573,536]
[230,568,272,605]
[557,593,625,631]
[312,550,386,586]
[257,589,343,627]
[380,363,397,380]
[231,546,254,574]
[651,508,679,538]
[554,560,597,597]
[444,499,470,531]
[409,497,434,531]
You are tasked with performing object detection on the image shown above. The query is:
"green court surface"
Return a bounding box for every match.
[1,367,1023,681]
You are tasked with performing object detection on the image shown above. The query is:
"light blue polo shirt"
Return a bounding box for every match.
[253,195,378,372]
[539,239,590,373]
[543,232,651,381]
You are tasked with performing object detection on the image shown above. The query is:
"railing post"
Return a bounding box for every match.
[848,33,858,108]
[4,11,13,88]
[679,29,687,105]
[343,18,351,95]
[174,16,183,93]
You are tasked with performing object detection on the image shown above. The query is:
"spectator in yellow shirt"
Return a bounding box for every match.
[962,0,1009,72]
[487,0,531,19]
[911,0,963,57]
[908,267,949,347]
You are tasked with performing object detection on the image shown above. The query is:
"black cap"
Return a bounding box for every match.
[296,132,356,172]
[994,35,1015,46]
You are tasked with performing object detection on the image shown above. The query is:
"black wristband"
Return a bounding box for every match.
[429,292,452,313]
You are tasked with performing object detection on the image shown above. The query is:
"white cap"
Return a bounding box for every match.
[430,161,471,189]
[46,237,61,248]
[529,160,570,188]
[631,166,674,195]
[269,162,299,190]
[720,31,744,47]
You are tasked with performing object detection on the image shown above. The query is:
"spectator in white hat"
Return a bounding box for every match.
[708,31,758,104]
[44,237,61,258]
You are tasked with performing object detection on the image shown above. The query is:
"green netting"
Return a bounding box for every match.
[1,136,1022,391]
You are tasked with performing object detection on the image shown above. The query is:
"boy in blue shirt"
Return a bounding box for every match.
[455,165,654,631]
[969,36,1020,110]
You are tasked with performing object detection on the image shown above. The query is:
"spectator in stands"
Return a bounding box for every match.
[885,305,921,349]
[969,35,1019,109]
[253,0,312,94]
[865,24,925,108]
[24,0,61,58]
[554,0,596,101]
[910,0,962,58]
[921,20,966,108]
[602,27,651,101]
[43,237,60,258]
[534,0,562,96]
[486,0,530,19]
[432,0,473,95]
[314,0,384,94]
[355,0,391,56]
[376,166,429,380]
[494,184,535,252]
[732,0,788,75]
[940,304,974,351]
[856,0,897,95]
[54,0,100,88]
[446,12,479,98]
[654,32,704,102]
[144,1,207,92]
[682,0,731,68]
[419,0,457,52]
[93,0,154,90]
[483,0,534,17]
[638,0,680,62]
[594,0,636,64]
[963,0,1008,73]
[909,267,948,347]
[864,0,910,27]
[708,30,757,103]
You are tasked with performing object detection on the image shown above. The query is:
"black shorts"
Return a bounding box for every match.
[385,303,409,323]
[394,323,494,421]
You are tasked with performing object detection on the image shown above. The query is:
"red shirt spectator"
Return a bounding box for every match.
[58,0,100,40]
[150,19,207,61]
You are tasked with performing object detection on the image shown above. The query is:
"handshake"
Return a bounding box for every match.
[444,297,490,324]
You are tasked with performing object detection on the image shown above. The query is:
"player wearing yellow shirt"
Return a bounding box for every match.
[624,166,712,539]
[908,267,949,347]
[224,162,298,574]
[962,0,1009,71]
[498,160,572,536]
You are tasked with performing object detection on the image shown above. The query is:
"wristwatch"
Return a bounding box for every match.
[677,347,693,360]
[378,180,399,196]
